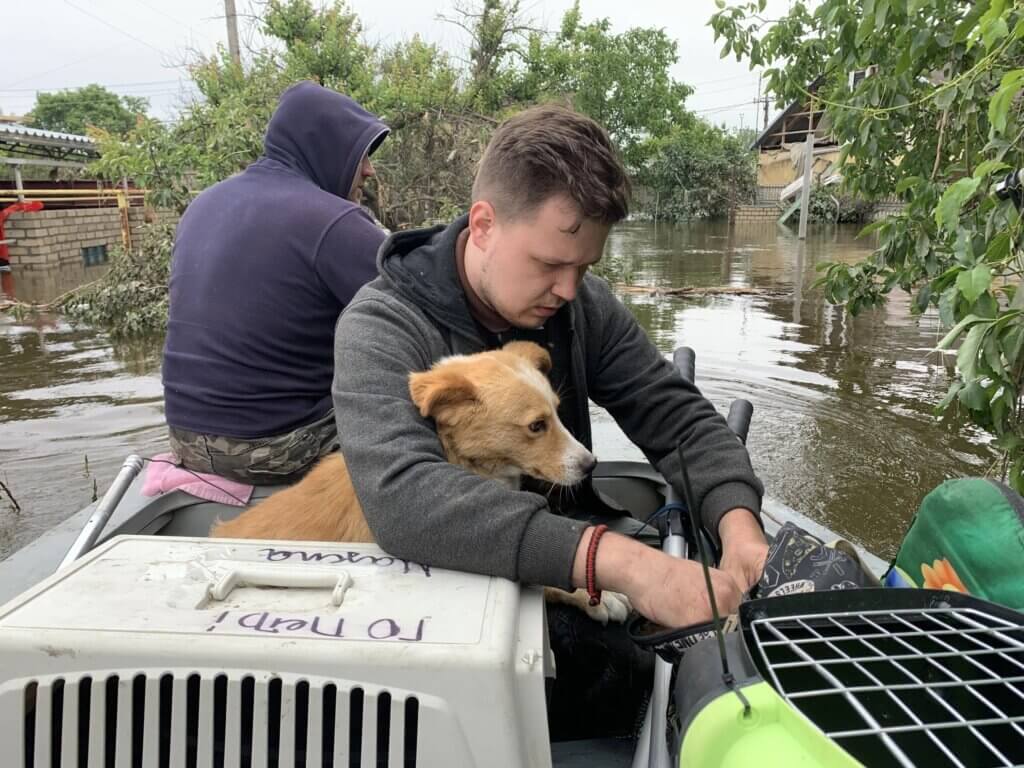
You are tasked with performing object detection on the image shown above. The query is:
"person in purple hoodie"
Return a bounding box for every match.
[162,81,389,484]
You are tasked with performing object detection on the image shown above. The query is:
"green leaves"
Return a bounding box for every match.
[58,224,175,338]
[989,69,1024,134]
[936,178,982,232]
[27,84,148,137]
[939,285,958,327]
[984,231,1012,263]
[959,380,989,411]
[713,0,1024,486]
[640,119,757,221]
[956,264,992,304]
[524,7,690,167]
[936,314,987,351]
[895,175,922,195]
[974,160,1011,179]
[957,323,989,380]
[978,0,1010,50]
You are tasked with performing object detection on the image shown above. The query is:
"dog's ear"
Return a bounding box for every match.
[503,341,552,375]
[408,367,478,423]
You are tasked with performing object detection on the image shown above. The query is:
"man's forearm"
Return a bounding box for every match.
[571,525,744,628]
[570,526,648,594]
[718,506,764,541]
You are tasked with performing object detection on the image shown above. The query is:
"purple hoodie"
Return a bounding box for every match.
[162,81,389,438]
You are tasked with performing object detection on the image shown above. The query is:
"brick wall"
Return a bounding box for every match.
[868,201,903,221]
[4,207,178,273]
[732,205,780,223]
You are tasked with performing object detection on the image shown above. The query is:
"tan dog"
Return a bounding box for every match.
[210,341,630,624]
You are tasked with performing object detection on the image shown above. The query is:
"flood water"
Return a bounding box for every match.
[0,221,994,561]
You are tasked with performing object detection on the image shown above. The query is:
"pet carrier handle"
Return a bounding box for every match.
[206,566,353,606]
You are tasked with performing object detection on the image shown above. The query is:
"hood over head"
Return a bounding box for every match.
[263,81,389,199]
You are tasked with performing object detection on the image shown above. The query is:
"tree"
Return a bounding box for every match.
[443,0,694,166]
[712,0,1024,489]
[439,0,537,112]
[641,118,757,220]
[263,0,374,99]
[27,84,147,136]
[75,0,743,336]
[369,36,493,229]
[91,0,696,225]
[92,51,291,213]
[520,1,692,167]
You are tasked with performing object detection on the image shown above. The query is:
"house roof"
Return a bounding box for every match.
[0,122,98,161]
[749,77,831,151]
[750,100,802,150]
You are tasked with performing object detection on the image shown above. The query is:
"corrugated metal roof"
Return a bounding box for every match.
[0,122,95,146]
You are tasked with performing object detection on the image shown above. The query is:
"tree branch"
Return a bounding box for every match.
[931,108,949,181]
[0,477,20,515]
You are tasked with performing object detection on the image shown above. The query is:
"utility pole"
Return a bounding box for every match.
[754,72,771,131]
[798,98,815,240]
[224,0,241,66]
[757,72,762,129]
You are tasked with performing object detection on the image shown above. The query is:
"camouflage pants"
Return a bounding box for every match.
[168,410,339,486]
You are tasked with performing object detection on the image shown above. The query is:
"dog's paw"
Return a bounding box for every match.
[570,589,631,625]
[544,587,633,625]
[587,590,631,625]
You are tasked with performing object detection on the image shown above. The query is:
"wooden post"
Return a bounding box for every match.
[793,240,805,324]
[224,0,241,66]
[117,190,132,251]
[798,99,815,240]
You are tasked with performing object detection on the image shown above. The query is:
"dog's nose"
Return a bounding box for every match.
[579,452,597,475]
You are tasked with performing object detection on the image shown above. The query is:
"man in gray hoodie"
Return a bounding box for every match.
[332,104,767,633]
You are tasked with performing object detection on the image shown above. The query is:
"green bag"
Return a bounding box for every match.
[884,477,1024,610]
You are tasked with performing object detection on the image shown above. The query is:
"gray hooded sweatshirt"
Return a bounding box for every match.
[332,215,764,589]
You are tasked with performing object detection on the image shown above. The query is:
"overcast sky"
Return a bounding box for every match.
[2,0,793,132]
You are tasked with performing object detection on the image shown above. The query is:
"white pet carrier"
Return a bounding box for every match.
[0,536,554,767]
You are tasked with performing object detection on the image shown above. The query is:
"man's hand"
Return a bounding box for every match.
[629,552,743,629]
[572,529,743,628]
[717,508,768,593]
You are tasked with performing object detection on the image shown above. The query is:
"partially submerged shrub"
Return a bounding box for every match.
[59,223,174,338]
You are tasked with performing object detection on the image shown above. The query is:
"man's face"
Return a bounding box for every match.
[467,194,610,328]
[348,153,375,203]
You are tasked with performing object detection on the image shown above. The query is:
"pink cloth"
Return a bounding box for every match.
[141,452,254,506]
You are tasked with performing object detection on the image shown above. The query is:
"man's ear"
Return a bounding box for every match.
[503,341,552,375]
[408,367,478,424]
[468,199,497,250]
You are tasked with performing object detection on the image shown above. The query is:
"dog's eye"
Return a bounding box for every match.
[528,419,547,434]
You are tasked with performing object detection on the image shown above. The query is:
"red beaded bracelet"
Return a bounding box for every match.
[586,524,610,606]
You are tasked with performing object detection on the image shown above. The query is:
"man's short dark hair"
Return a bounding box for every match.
[472,104,630,225]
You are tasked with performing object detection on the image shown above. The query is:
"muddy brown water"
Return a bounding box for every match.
[0,221,993,562]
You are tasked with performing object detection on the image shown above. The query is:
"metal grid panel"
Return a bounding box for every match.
[749,606,1024,768]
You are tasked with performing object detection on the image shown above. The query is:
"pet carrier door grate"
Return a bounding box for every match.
[747,602,1024,768]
